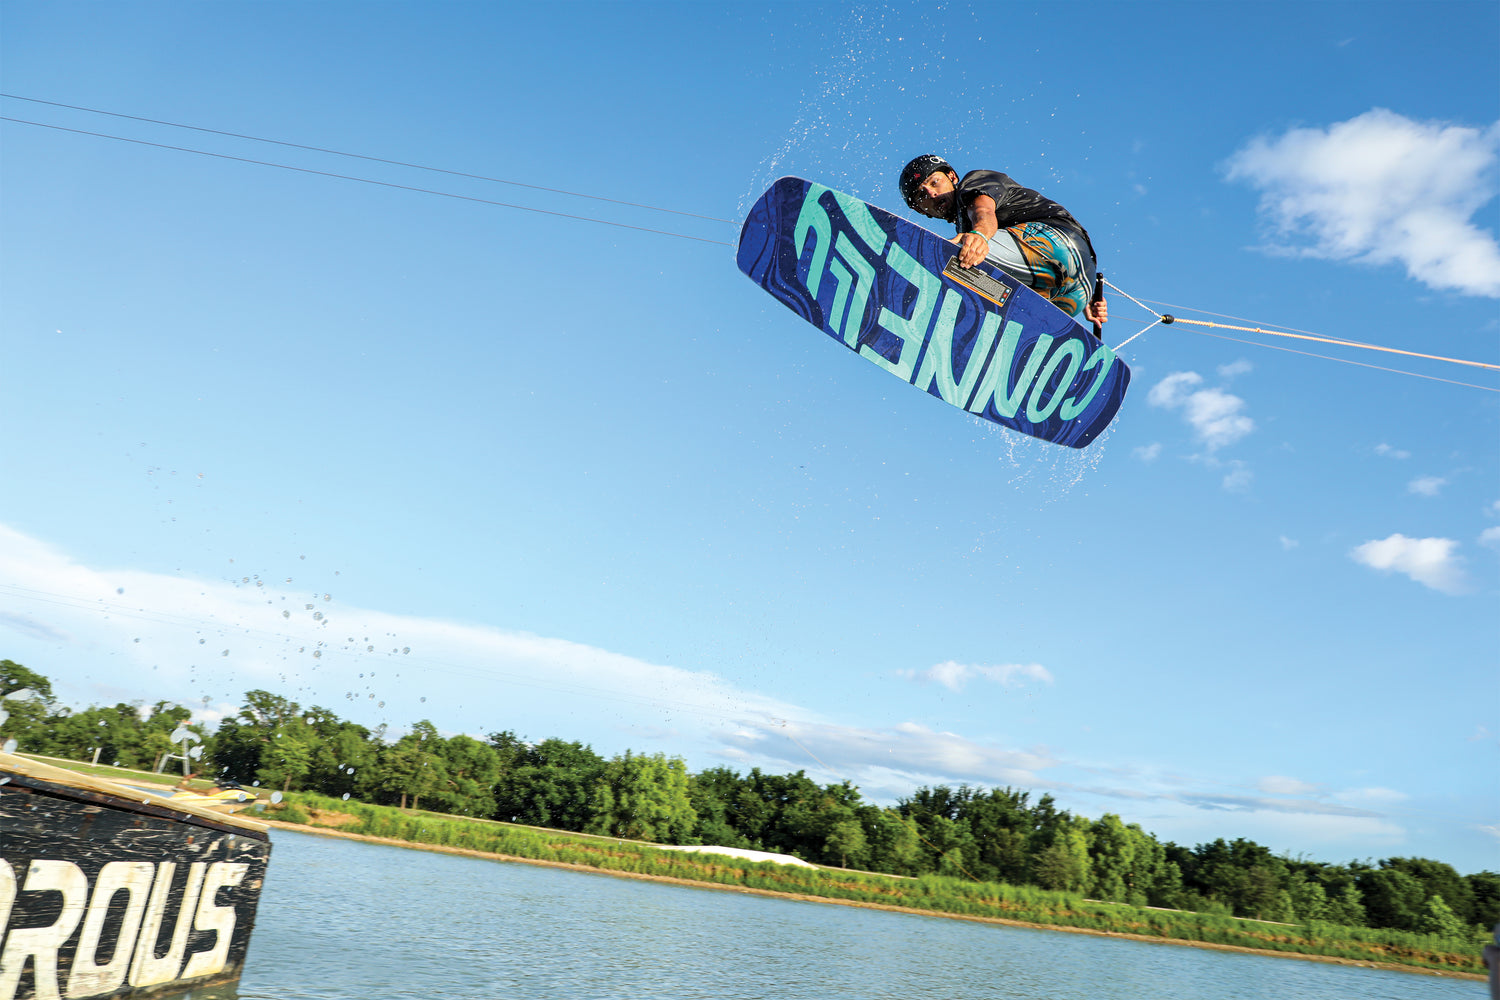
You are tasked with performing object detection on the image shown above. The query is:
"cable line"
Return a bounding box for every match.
[1104,279,1499,385]
[0,116,733,247]
[0,93,737,225]
[6,98,1494,391]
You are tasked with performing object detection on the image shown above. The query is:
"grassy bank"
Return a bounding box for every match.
[266,792,1482,978]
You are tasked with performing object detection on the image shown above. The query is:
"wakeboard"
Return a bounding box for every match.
[737,177,1129,448]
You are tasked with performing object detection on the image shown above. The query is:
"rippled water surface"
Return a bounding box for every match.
[210,830,1478,999]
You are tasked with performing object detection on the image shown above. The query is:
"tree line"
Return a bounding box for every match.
[2,659,1495,939]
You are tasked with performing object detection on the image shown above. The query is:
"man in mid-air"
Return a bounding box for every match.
[900,155,1108,327]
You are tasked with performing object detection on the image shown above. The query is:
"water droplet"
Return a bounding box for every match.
[116,587,124,595]
[271,791,283,804]
[402,647,410,655]
[2,738,17,753]
[283,610,291,619]
[342,792,350,801]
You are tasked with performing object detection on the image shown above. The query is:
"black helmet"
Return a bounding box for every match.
[900,154,954,208]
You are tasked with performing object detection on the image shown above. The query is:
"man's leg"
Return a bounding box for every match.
[983,223,1092,317]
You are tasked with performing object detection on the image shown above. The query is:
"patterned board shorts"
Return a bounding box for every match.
[982,222,1095,317]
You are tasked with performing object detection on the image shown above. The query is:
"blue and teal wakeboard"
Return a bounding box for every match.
[737,177,1129,448]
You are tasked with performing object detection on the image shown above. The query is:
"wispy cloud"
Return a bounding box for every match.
[1222,462,1254,493]
[1407,475,1447,497]
[1133,442,1162,462]
[1480,526,1500,551]
[1332,786,1409,806]
[1279,536,1299,551]
[1257,775,1320,795]
[899,661,1053,693]
[1374,443,1411,460]
[0,523,1422,857]
[1226,108,1500,297]
[1148,371,1255,451]
[1350,533,1468,594]
[1217,359,1253,378]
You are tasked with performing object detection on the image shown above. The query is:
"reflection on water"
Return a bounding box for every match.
[214,830,1474,1000]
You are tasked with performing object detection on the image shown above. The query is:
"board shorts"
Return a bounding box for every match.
[982,222,1095,318]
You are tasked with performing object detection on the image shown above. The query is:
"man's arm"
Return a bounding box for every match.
[954,193,997,267]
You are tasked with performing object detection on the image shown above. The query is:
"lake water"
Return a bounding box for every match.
[200,829,1478,999]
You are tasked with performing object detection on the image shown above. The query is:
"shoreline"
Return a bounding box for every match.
[260,818,1483,983]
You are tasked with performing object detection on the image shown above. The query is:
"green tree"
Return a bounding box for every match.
[1358,867,1427,931]
[0,660,57,752]
[1468,871,1500,929]
[1089,814,1145,903]
[493,738,604,829]
[431,735,502,817]
[823,816,868,869]
[1415,894,1468,939]
[257,726,315,792]
[1032,820,1093,894]
[0,660,54,702]
[1324,879,1368,926]
[864,808,923,876]
[587,751,697,843]
[1286,871,1330,922]
[686,766,753,848]
[212,690,307,783]
[1382,858,1477,925]
[379,721,448,810]
[301,709,381,800]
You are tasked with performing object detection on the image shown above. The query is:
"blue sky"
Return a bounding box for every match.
[2,2,1496,874]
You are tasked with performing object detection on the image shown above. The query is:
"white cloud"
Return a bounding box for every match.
[1133,442,1162,462]
[1350,533,1468,594]
[1147,371,1255,450]
[1222,463,1253,493]
[1217,359,1253,378]
[1226,108,1500,297]
[900,660,1054,692]
[1407,475,1447,497]
[1374,443,1411,460]
[0,524,1437,859]
[1257,775,1319,795]
[1279,536,1299,550]
[1479,526,1500,551]
[1332,786,1410,806]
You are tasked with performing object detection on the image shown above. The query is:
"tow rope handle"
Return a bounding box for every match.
[1090,270,1106,340]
